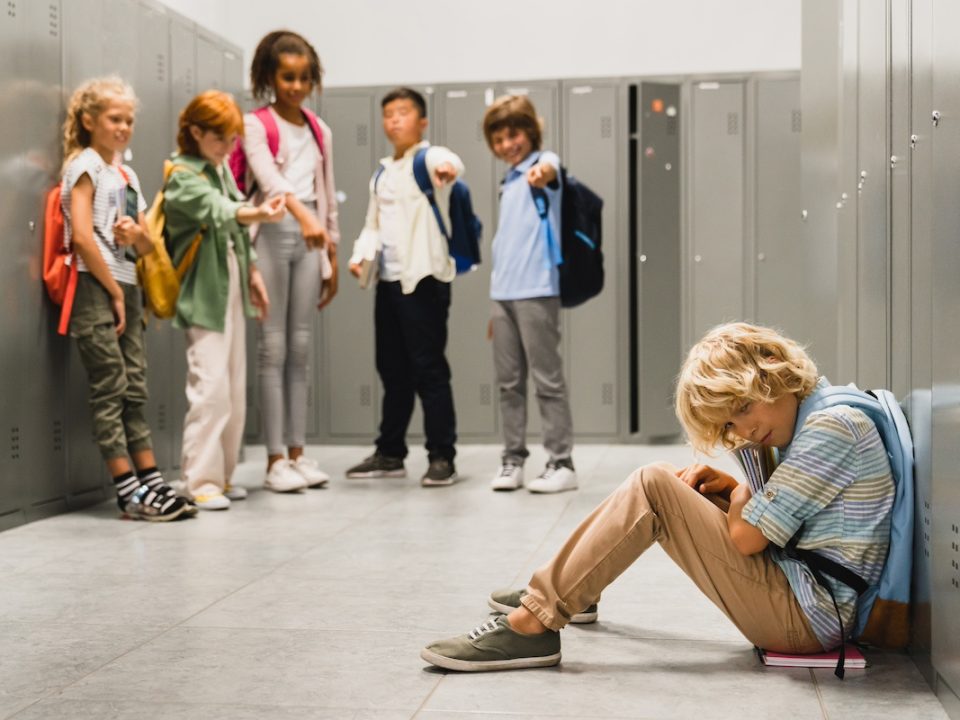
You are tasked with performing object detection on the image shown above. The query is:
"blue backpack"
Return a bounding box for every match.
[783,381,914,676]
[373,150,482,274]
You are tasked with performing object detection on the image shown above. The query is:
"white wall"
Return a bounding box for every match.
[161,0,800,87]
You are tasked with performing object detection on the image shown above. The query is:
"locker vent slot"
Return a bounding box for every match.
[360,384,372,407]
[953,523,959,590]
[666,116,678,136]
[726,113,739,135]
[601,116,613,139]
[602,383,614,405]
[923,500,931,559]
[157,402,167,431]
[10,426,20,460]
[356,124,368,147]
[48,2,58,37]
[156,54,166,83]
[791,110,802,133]
[480,384,491,406]
[7,0,15,18]
[52,420,63,453]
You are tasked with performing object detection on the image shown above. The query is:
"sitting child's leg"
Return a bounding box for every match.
[522,462,821,653]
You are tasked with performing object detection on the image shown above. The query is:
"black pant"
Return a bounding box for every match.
[374,277,456,461]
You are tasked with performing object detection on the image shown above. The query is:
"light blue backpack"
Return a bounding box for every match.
[786,380,914,671]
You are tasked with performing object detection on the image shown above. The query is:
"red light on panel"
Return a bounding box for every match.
[651,99,664,113]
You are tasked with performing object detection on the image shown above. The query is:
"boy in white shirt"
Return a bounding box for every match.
[347,87,464,486]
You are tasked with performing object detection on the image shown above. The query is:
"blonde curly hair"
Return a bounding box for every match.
[674,322,819,454]
[61,76,138,174]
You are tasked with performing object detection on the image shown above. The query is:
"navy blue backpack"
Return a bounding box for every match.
[529,165,604,308]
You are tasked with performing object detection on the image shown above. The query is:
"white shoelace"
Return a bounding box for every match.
[468,619,502,640]
[498,464,519,478]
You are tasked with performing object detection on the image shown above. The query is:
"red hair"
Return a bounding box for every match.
[177,90,244,156]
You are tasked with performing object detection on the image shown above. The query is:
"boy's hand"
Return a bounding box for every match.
[434,162,457,186]
[527,163,557,189]
[349,262,362,278]
[676,464,739,501]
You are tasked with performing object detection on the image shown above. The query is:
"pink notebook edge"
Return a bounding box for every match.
[756,645,867,666]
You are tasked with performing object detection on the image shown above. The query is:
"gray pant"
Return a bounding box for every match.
[491,297,573,463]
[256,210,321,455]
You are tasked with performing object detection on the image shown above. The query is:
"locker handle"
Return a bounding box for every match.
[932,110,942,127]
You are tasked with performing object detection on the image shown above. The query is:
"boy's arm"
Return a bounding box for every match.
[348,177,381,268]
[425,146,464,186]
[727,483,770,555]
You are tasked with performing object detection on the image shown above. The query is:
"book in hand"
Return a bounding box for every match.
[731,443,781,495]
[357,250,380,290]
[756,645,867,669]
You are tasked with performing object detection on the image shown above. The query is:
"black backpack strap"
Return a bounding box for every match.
[782,525,869,679]
[412,147,449,240]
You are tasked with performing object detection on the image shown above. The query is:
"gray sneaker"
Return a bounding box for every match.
[488,588,599,624]
[346,452,407,479]
[420,615,561,672]
[421,458,457,487]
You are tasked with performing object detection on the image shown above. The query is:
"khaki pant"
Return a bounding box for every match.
[522,462,823,654]
[182,249,247,498]
[71,273,152,460]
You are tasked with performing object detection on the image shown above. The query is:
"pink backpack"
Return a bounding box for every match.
[229,105,326,196]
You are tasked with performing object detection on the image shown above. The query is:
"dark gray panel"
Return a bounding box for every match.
[688,81,745,343]
[931,0,960,693]
[61,0,103,90]
[316,90,378,438]
[638,81,682,440]
[437,85,498,438]
[563,80,622,436]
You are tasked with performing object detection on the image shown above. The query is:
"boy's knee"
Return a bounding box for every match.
[623,462,681,501]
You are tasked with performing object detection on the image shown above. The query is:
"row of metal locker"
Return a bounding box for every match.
[262,74,807,447]
[802,0,959,711]
[0,0,242,528]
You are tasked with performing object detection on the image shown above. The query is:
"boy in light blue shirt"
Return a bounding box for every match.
[483,95,575,494]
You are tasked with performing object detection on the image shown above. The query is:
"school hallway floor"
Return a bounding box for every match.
[0,443,947,720]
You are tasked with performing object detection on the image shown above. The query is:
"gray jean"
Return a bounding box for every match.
[256,209,320,454]
[491,297,573,463]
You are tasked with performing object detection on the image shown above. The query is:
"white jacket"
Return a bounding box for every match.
[350,141,464,294]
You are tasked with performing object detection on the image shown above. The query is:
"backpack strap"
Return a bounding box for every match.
[253,106,281,158]
[373,164,386,194]
[412,147,450,240]
[526,155,563,268]
[300,107,327,160]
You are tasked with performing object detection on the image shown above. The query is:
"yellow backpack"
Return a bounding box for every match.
[138,161,206,318]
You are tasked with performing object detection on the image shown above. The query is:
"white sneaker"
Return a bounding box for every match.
[292,456,330,488]
[527,462,578,494]
[224,482,248,500]
[264,460,308,493]
[192,493,231,511]
[168,478,190,498]
[491,462,524,491]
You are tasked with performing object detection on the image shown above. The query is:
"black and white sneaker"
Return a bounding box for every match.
[119,485,189,522]
[346,451,407,479]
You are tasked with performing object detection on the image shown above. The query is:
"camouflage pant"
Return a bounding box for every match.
[70,273,152,460]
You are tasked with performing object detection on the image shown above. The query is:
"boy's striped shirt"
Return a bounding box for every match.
[742,405,894,649]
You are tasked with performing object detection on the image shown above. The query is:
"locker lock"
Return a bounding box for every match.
[932,110,942,127]
[801,209,808,222]
[694,255,702,263]
[890,155,899,169]
[910,134,918,149]
[28,221,35,232]
[757,253,766,262]
[639,254,647,263]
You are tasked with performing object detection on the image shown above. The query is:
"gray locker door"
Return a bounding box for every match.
[316,90,379,439]
[930,0,960,696]
[167,15,196,466]
[223,45,244,98]
[563,80,623,436]
[688,81,746,344]
[854,0,891,390]
[909,0,934,661]
[101,0,138,81]
[754,79,812,345]
[13,0,68,516]
[437,85,498,439]
[637,81,682,440]
[196,32,224,91]
[134,0,175,473]
[61,0,103,90]
[492,82,561,441]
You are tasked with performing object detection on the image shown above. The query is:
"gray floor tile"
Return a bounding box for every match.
[60,626,438,712]
[0,621,164,697]
[421,635,824,719]
[9,699,411,720]
[0,697,35,720]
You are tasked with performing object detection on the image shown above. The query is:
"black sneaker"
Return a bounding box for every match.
[421,458,457,487]
[346,451,407,479]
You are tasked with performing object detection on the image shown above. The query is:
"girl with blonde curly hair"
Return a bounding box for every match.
[423,322,895,672]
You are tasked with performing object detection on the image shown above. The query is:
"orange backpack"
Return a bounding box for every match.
[41,183,78,335]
